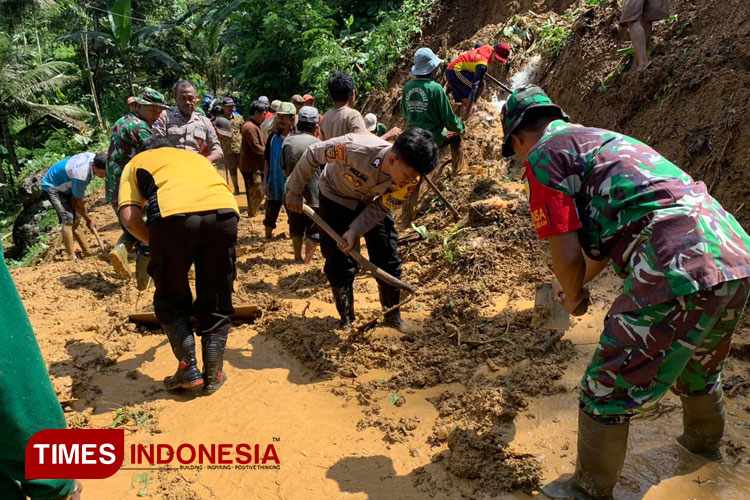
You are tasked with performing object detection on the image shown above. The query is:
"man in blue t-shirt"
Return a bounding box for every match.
[41,152,107,260]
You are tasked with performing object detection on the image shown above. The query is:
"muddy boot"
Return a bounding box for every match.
[202,332,228,395]
[162,318,203,392]
[291,236,304,262]
[265,226,273,239]
[676,388,725,462]
[231,173,240,196]
[108,243,132,279]
[135,244,151,291]
[332,284,355,329]
[247,181,264,217]
[379,285,412,334]
[542,409,629,500]
[450,141,464,176]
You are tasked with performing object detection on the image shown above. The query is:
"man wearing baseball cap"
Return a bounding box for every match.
[219,97,244,195]
[281,105,322,263]
[446,42,511,120]
[263,102,297,238]
[107,87,170,283]
[500,85,750,499]
[400,47,466,229]
[261,99,282,138]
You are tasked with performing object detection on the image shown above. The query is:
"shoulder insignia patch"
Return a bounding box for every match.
[325,144,347,161]
[531,204,550,230]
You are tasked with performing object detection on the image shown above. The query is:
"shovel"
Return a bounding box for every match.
[534,283,571,331]
[302,204,416,333]
[534,284,590,331]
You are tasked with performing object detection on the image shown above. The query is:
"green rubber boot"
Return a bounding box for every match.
[542,409,629,500]
[676,388,725,462]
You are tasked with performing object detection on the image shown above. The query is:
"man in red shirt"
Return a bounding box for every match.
[446,42,511,120]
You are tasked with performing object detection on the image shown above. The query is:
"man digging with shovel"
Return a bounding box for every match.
[286,128,438,332]
[501,85,750,500]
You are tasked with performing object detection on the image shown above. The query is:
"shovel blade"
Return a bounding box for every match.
[534,283,571,331]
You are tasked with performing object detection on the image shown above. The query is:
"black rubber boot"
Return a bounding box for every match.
[162,318,203,392]
[332,284,355,329]
[202,332,228,395]
[677,388,725,462]
[135,244,151,291]
[542,409,630,500]
[379,285,412,334]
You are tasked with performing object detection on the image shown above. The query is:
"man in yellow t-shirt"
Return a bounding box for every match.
[119,136,239,396]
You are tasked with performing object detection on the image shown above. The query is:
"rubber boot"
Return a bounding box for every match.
[379,285,412,334]
[542,409,630,500]
[450,142,464,176]
[291,236,304,262]
[162,318,203,392]
[332,284,355,329]
[135,244,152,291]
[108,243,131,278]
[202,332,228,395]
[265,226,273,239]
[676,388,725,462]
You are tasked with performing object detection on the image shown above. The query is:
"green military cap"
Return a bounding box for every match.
[136,87,170,109]
[501,84,569,158]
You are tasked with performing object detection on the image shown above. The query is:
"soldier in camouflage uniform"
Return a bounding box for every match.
[500,85,750,500]
[106,88,169,280]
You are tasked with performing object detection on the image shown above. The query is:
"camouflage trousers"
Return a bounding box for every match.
[580,278,750,422]
[105,164,124,204]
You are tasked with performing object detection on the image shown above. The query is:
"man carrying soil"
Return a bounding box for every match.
[620,0,670,69]
[107,88,170,281]
[400,47,466,229]
[281,105,322,263]
[41,152,107,261]
[263,102,296,239]
[240,99,267,217]
[153,80,223,164]
[500,85,750,500]
[118,136,239,395]
[285,128,438,332]
[446,42,511,120]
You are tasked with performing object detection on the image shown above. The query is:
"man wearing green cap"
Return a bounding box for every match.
[399,47,466,229]
[106,87,169,281]
[501,84,750,499]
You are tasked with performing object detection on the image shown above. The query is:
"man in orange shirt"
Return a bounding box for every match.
[446,42,511,120]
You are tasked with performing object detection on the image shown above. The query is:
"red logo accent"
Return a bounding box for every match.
[25,429,125,479]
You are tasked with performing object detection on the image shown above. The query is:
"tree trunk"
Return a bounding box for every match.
[0,114,17,184]
[82,18,104,130]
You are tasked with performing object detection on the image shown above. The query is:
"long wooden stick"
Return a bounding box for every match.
[485,73,512,93]
[421,174,461,220]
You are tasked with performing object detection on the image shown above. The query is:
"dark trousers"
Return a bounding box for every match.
[148,211,238,337]
[264,200,283,229]
[318,194,401,288]
[287,209,320,240]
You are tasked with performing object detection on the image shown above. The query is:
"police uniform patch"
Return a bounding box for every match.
[372,157,382,168]
[344,173,362,187]
[326,144,348,161]
[325,146,336,160]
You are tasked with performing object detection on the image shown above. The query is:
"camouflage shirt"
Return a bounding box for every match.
[106,112,152,202]
[523,120,750,314]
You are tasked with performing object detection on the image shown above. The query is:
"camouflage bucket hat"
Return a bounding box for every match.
[136,87,170,109]
[501,84,568,158]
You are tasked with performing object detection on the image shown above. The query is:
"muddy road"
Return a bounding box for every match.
[13,159,750,499]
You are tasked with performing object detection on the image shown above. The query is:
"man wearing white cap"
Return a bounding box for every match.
[364,113,387,137]
[261,99,282,138]
[399,47,466,229]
